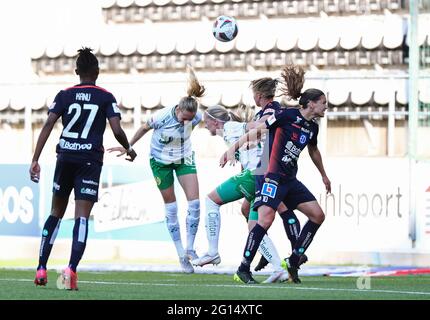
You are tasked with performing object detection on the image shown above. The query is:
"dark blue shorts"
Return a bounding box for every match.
[253,174,316,211]
[52,159,102,202]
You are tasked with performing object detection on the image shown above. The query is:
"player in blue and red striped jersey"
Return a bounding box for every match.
[30,47,136,290]
[221,65,331,284]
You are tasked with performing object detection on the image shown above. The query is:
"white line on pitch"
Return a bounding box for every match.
[1,278,430,296]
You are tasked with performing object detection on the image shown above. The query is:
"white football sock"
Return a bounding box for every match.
[258,235,282,271]
[165,201,185,258]
[186,199,200,251]
[205,196,221,256]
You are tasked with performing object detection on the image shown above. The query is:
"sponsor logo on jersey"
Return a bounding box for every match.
[80,187,97,196]
[53,182,60,191]
[294,116,302,124]
[261,183,277,198]
[299,134,307,144]
[285,141,301,156]
[82,179,98,186]
[291,132,299,141]
[59,139,92,151]
[49,102,56,110]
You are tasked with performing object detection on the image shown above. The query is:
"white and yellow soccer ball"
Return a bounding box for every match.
[212,15,238,42]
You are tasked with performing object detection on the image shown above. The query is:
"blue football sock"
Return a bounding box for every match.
[37,215,61,270]
[68,217,88,272]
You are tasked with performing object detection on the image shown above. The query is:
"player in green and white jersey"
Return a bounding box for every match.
[108,66,204,274]
[193,102,289,283]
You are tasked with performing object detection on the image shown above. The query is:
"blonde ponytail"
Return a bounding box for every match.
[178,65,206,113]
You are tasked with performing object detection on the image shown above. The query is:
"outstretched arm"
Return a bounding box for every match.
[307,144,331,194]
[30,112,60,183]
[108,116,138,161]
[219,121,267,167]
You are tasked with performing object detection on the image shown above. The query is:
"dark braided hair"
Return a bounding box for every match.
[76,47,99,76]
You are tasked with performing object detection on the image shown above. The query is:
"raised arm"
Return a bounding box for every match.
[307,143,331,194]
[29,112,60,183]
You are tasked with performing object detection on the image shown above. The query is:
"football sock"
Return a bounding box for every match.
[165,201,185,257]
[238,223,266,272]
[68,217,88,272]
[258,235,282,271]
[279,209,301,251]
[37,215,61,270]
[290,220,321,267]
[205,196,221,256]
[186,199,200,252]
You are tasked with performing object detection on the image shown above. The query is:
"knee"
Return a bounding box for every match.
[258,207,275,229]
[314,211,325,225]
[241,203,250,220]
[188,199,200,212]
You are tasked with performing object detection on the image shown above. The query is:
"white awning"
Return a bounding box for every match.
[110,84,142,109]
[154,0,171,4]
[172,0,189,4]
[45,43,63,59]
[116,0,135,8]
[0,91,10,111]
[255,21,278,52]
[406,13,430,46]
[140,84,162,108]
[221,83,246,107]
[199,81,222,107]
[99,26,120,56]
[215,39,236,53]
[297,22,319,51]
[101,0,117,9]
[160,82,187,107]
[326,79,351,106]
[361,20,384,50]
[382,15,406,49]
[396,83,408,105]
[276,33,298,51]
[137,32,157,55]
[118,33,138,56]
[3,74,426,114]
[338,20,361,51]
[30,44,46,60]
[419,80,430,104]
[33,16,409,61]
[135,0,153,6]
[318,20,340,51]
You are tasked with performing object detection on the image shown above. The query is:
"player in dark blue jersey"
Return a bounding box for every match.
[248,77,308,273]
[221,65,331,284]
[30,48,137,290]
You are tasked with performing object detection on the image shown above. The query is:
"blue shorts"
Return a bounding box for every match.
[253,174,316,211]
[52,159,102,202]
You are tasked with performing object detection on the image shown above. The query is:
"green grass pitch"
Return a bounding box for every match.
[1,269,430,300]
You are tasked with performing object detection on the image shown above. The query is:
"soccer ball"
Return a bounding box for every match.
[212,15,238,42]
